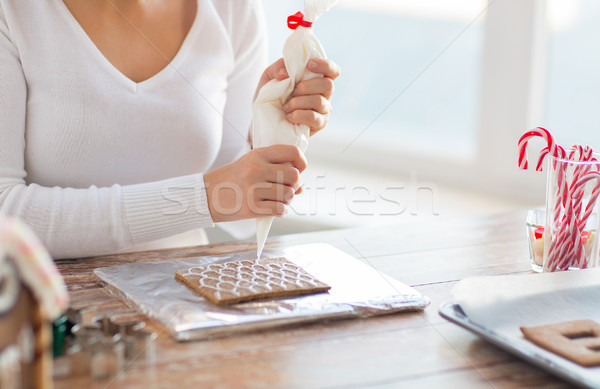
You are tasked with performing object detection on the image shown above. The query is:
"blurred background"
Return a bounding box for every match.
[215,0,600,240]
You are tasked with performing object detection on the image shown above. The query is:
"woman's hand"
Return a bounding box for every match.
[256,58,341,136]
[204,144,307,223]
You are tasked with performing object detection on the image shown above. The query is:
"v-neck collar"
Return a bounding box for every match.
[56,0,202,92]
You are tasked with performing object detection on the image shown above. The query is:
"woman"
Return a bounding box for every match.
[0,0,339,258]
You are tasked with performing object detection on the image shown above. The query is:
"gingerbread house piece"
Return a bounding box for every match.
[0,216,69,389]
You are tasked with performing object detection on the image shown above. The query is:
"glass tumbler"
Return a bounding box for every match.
[543,153,600,272]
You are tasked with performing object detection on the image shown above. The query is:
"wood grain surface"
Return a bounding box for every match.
[53,210,574,388]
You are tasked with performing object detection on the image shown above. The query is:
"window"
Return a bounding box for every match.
[262,1,553,211]
[264,0,485,158]
[545,0,600,150]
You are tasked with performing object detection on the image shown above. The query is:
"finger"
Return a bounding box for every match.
[284,95,331,115]
[259,144,308,172]
[254,184,296,204]
[286,110,327,133]
[291,77,334,99]
[307,58,341,80]
[274,64,289,80]
[266,58,288,81]
[257,58,289,97]
[258,200,289,217]
[266,165,301,190]
[249,197,288,216]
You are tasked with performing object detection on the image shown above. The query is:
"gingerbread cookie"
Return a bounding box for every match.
[175,257,331,305]
[521,320,600,367]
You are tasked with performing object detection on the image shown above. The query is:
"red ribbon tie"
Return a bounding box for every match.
[287,11,312,29]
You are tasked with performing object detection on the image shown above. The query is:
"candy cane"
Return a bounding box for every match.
[555,147,568,224]
[536,145,568,230]
[536,145,567,172]
[569,170,600,227]
[569,145,594,190]
[552,146,593,229]
[568,145,584,160]
[546,152,592,253]
[518,128,600,271]
[548,176,585,269]
[556,220,581,270]
[573,172,600,268]
[549,171,600,270]
[573,170,600,226]
[546,171,585,270]
[547,200,575,271]
[535,147,550,172]
[518,127,559,170]
[580,182,600,229]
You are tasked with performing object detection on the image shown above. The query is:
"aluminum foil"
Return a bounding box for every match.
[94,243,429,341]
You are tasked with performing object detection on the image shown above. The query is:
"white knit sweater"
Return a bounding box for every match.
[0,0,266,258]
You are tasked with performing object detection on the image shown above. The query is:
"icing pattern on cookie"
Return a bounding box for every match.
[175,257,331,304]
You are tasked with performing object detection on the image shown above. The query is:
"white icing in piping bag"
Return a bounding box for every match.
[255,217,273,260]
[252,0,339,259]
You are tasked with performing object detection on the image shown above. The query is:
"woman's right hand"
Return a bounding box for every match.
[204,144,307,223]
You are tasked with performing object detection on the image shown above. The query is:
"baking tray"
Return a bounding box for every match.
[439,302,599,388]
[94,243,429,342]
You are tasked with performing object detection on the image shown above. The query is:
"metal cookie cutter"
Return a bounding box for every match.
[69,324,123,381]
[62,308,157,381]
[95,315,157,361]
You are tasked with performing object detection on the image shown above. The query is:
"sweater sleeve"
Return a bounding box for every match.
[0,5,213,259]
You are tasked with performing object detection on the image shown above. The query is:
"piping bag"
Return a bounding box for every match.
[252,0,339,259]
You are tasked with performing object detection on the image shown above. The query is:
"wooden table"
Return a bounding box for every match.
[54,210,574,388]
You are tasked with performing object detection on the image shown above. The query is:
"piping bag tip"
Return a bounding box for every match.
[256,216,274,259]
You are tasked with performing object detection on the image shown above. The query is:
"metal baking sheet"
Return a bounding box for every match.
[94,243,429,341]
[439,302,599,388]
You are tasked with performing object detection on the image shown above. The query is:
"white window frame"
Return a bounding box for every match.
[308,0,549,205]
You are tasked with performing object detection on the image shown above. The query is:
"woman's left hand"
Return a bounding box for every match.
[256,58,341,136]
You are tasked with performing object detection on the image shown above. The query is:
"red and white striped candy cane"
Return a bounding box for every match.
[518,127,558,170]
[550,171,600,270]
[536,145,566,172]
[546,146,592,268]
[547,199,575,271]
[547,175,584,270]
[548,173,584,268]
[568,145,584,161]
[535,147,550,172]
[556,217,582,270]
[580,178,600,229]
[569,170,600,229]
[574,171,600,267]
[569,145,595,189]
[537,145,568,229]
[517,128,600,271]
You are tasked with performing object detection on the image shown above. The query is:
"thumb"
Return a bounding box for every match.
[256,58,288,95]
